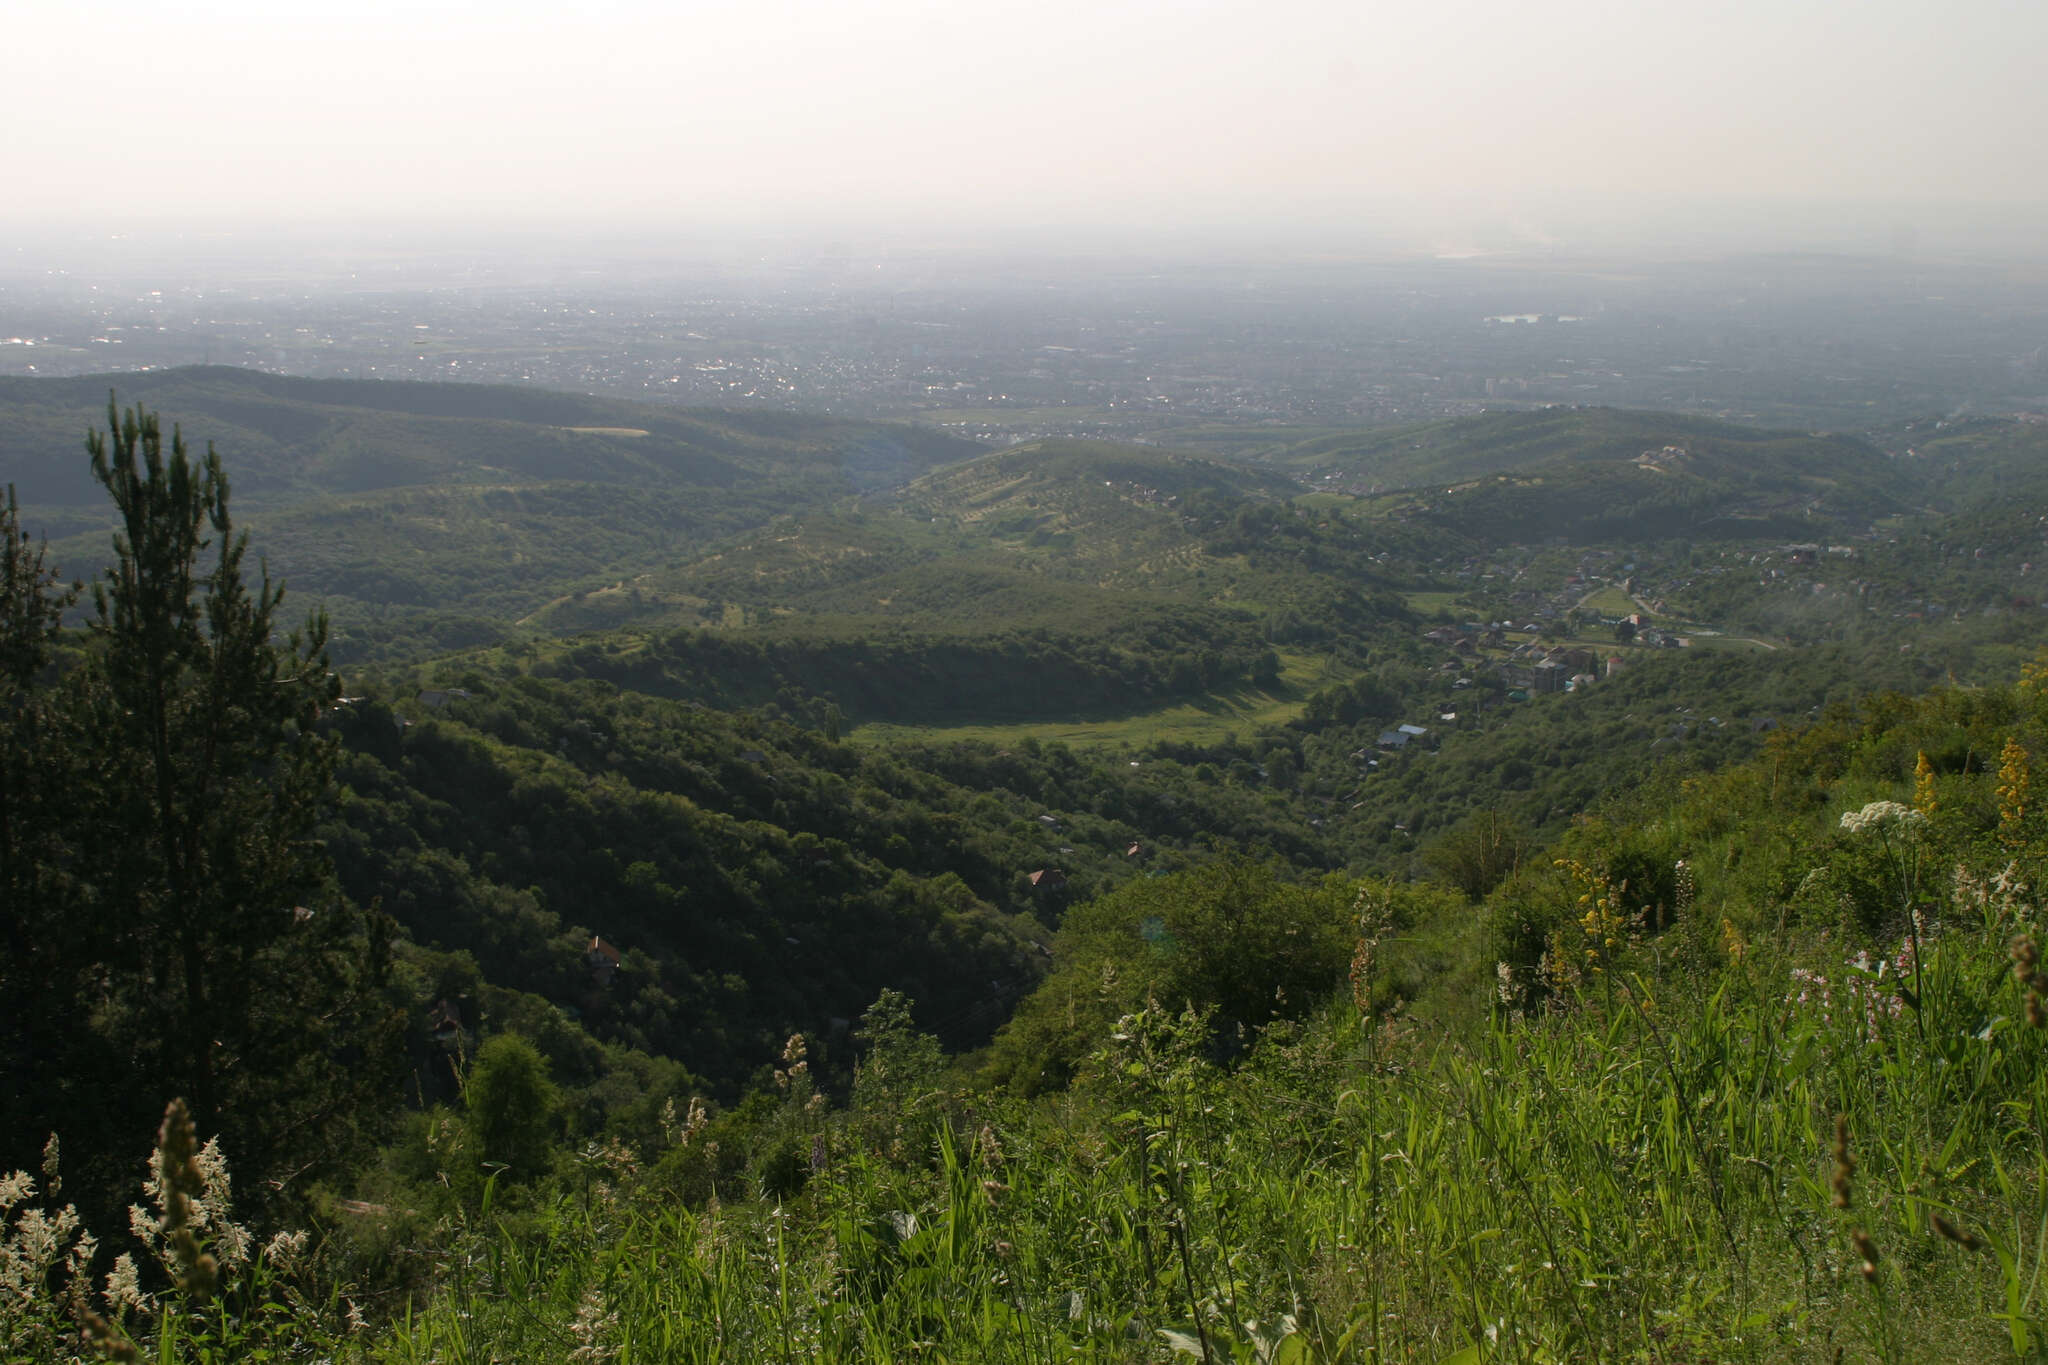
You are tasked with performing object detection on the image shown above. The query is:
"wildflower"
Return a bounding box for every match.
[1839,801,1925,836]
[1350,884,1392,1017]
[1966,861,2040,926]
[11,1204,81,1278]
[2012,935,2048,1026]
[104,1253,150,1314]
[2021,647,2048,699]
[679,1096,710,1146]
[1831,1115,1855,1210]
[775,1034,809,1091]
[1852,1228,1880,1282]
[1538,946,1581,998]
[1913,751,1939,815]
[1349,935,1376,1016]
[1720,918,1747,963]
[1494,960,1516,1008]
[135,1099,244,1298]
[74,1304,138,1363]
[2000,738,2032,845]
[261,1229,309,1276]
[566,1287,618,1363]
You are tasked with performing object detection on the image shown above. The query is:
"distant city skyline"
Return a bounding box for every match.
[10,0,2048,260]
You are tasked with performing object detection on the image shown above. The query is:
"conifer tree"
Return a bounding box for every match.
[82,399,389,1167]
[0,483,73,945]
[0,400,396,1215]
[0,486,85,1169]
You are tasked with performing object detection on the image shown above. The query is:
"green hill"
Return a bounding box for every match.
[512,437,1418,721]
[1176,406,1917,541]
[0,368,984,656]
[0,366,976,504]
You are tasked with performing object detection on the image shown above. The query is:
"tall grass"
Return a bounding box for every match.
[359,868,2048,1362]
[17,851,2042,1361]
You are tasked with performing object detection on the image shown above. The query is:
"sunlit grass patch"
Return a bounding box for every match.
[851,650,1345,748]
[1580,585,1638,615]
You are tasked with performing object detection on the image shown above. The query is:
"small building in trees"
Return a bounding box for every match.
[586,935,622,988]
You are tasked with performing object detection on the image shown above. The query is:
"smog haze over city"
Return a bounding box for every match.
[7,0,2048,435]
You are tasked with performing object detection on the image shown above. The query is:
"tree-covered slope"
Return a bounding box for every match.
[1176,406,1917,541]
[0,366,978,505]
[0,367,987,657]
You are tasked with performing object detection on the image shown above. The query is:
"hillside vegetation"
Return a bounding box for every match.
[12,380,2048,1362]
[20,651,2048,1360]
[0,368,980,657]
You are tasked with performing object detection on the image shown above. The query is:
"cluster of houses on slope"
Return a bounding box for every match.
[1421,620,1635,696]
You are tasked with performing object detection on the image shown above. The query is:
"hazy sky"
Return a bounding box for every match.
[11,0,2047,252]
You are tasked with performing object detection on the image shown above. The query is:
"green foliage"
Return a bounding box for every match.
[353,670,2048,1361]
[0,400,398,1231]
[850,989,947,1154]
[1423,806,1532,899]
[19,629,2048,1361]
[0,484,80,1149]
[464,1034,560,1182]
[0,367,985,664]
[19,379,2048,1357]
[986,860,1357,1093]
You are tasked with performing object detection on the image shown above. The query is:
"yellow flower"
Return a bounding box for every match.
[1720,917,1747,963]
[1913,751,1938,816]
[1999,737,2031,846]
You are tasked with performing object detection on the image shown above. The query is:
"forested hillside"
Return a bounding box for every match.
[1167,405,1916,537]
[0,370,981,658]
[10,381,2048,1361]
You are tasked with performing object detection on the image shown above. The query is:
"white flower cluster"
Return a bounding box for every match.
[0,1167,96,1343]
[130,1134,250,1275]
[1839,800,1927,835]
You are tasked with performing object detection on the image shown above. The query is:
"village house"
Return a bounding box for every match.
[586,935,622,988]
